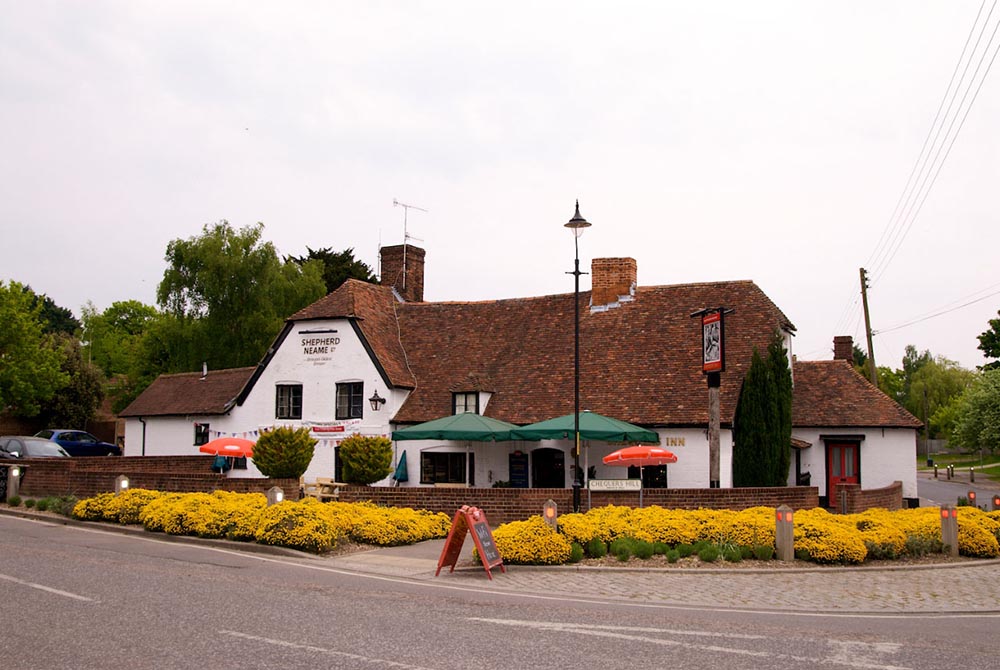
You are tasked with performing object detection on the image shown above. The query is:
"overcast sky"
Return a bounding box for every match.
[2,2,998,371]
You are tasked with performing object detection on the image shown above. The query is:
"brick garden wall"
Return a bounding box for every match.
[12,456,299,501]
[11,456,840,524]
[831,481,903,514]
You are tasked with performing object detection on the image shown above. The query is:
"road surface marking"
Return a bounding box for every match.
[221,630,437,669]
[0,572,96,602]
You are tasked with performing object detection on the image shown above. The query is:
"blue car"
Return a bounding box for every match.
[34,429,122,457]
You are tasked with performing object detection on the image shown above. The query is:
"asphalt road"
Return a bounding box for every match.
[916,470,1000,508]
[2,515,998,670]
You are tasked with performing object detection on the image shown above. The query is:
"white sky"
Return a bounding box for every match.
[2,2,998,370]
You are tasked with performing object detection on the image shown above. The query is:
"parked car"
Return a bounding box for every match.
[0,436,71,458]
[34,429,122,457]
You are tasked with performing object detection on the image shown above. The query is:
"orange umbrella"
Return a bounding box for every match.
[603,446,677,507]
[198,437,255,458]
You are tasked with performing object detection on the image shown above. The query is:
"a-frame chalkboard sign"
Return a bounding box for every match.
[435,505,505,580]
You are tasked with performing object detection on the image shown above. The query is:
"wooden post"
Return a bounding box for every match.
[775,505,794,561]
[940,505,959,557]
[708,379,720,488]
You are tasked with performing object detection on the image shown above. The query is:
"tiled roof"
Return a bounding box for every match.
[392,280,795,426]
[791,360,921,429]
[119,367,255,417]
[290,279,416,388]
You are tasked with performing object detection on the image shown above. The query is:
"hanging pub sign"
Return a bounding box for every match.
[436,505,505,580]
[701,309,725,373]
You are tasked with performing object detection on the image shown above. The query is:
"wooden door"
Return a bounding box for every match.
[827,442,859,495]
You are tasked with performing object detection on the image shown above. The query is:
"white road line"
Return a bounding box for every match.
[220,630,438,670]
[470,618,768,640]
[0,572,97,602]
[470,618,913,670]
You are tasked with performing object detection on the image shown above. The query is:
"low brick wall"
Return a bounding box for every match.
[335,485,820,525]
[13,457,299,501]
[831,481,903,514]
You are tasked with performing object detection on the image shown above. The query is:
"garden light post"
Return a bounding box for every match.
[565,201,591,513]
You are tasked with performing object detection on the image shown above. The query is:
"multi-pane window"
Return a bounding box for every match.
[194,423,210,446]
[336,382,364,420]
[276,384,303,420]
[452,392,478,415]
[420,452,474,485]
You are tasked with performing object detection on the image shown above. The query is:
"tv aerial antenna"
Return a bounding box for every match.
[392,199,428,292]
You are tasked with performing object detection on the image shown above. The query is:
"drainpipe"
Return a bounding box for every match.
[139,417,147,456]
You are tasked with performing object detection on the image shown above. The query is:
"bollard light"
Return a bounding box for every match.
[940,504,959,557]
[542,499,558,530]
[970,467,975,483]
[7,465,22,499]
[115,475,130,494]
[968,491,977,506]
[775,505,794,562]
[993,495,1000,511]
[266,486,284,506]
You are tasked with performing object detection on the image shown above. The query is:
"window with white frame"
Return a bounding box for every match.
[336,382,364,420]
[276,384,303,420]
[452,391,478,415]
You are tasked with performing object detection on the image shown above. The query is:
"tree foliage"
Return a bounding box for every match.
[0,281,69,416]
[338,435,393,485]
[732,332,792,487]
[23,287,81,335]
[286,246,377,295]
[252,426,316,479]
[38,335,105,427]
[978,310,1000,371]
[156,220,326,370]
[951,369,1000,453]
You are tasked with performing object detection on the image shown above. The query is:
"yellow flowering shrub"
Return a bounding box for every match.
[630,507,700,545]
[492,516,571,565]
[714,507,776,547]
[254,500,342,553]
[793,508,867,564]
[139,493,213,535]
[186,491,267,540]
[850,508,908,558]
[957,507,1000,557]
[104,489,164,525]
[72,492,115,521]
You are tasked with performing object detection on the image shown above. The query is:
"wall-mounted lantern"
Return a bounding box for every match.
[369,390,386,411]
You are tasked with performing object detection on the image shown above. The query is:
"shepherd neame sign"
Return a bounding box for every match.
[301,336,340,355]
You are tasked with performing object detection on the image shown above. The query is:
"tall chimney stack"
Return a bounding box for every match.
[379,244,425,302]
[591,257,637,307]
[833,335,854,362]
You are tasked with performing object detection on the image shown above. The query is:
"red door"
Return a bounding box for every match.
[827,442,859,496]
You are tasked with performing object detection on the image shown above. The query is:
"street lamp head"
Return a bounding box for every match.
[564,199,592,238]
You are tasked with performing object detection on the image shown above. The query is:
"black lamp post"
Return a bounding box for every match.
[565,200,591,512]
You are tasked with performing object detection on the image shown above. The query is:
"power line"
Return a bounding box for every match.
[874,288,1000,335]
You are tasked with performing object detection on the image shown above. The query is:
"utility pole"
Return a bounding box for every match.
[859,268,877,387]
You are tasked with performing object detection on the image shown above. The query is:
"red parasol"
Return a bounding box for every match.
[198,437,255,458]
[603,446,678,507]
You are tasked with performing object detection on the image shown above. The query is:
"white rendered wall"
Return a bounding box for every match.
[791,428,917,498]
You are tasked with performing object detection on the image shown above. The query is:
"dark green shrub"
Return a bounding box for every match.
[739,545,754,560]
[613,543,632,562]
[633,539,654,560]
[676,543,695,558]
[586,536,607,558]
[864,541,898,561]
[252,426,317,479]
[25,498,36,509]
[652,541,669,555]
[697,545,720,562]
[337,434,393,485]
[753,544,774,560]
[665,549,680,563]
[722,545,743,563]
[609,536,633,555]
[6,495,21,507]
[568,542,584,563]
[49,495,78,517]
[693,539,710,553]
[904,535,943,557]
[795,548,810,561]
[35,498,50,512]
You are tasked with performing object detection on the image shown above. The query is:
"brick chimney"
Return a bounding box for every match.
[833,335,854,362]
[379,244,425,302]
[591,257,637,308]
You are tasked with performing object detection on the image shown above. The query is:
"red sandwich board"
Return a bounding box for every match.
[435,505,505,580]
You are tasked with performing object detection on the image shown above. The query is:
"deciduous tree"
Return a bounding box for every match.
[951,369,1000,453]
[977,310,1000,370]
[0,281,68,416]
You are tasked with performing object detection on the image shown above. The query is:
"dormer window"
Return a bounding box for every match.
[453,392,479,415]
